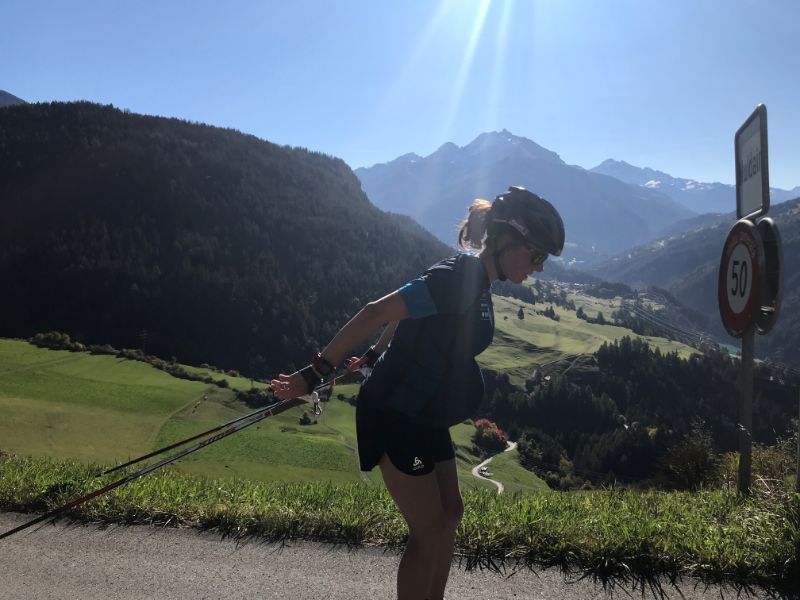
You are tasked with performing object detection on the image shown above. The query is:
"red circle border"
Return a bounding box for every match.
[718,219,762,337]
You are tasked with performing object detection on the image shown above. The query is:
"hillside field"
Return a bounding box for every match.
[0,285,702,493]
[480,294,697,385]
[0,339,539,492]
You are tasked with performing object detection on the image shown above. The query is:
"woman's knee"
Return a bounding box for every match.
[441,499,464,533]
[407,502,462,539]
[406,507,448,540]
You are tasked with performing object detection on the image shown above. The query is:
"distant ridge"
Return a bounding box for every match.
[591,158,800,214]
[0,90,26,108]
[356,130,692,265]
[590,196,800,366]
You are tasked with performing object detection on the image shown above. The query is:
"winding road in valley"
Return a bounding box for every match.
[471,441,518,494]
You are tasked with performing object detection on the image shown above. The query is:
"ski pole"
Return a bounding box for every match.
[96,370,358,477]
[95,401,281,477]
[0,396,306,542]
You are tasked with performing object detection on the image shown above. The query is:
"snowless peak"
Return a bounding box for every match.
[462,130,564,164]
[372,152,423,169]
[436,141,459,152]
[593,158,651,175]
[428,142,460,161]
[591,159,672,187]
[359,151,422,171]
[470,129,529,147]
[598,158,634,169]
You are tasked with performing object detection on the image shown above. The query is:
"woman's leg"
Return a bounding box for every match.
[427,458,463,600]
[379,454,448,600]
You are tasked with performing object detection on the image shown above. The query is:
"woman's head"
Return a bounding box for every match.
[458,186,565,283]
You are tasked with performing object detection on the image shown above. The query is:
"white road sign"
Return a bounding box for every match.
[735,105,769,220]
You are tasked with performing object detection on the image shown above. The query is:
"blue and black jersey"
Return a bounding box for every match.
[359,253,494,428]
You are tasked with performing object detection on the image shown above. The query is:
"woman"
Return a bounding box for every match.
[272,186,565,600]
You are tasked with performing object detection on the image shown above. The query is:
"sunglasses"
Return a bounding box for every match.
[524,245,548,265]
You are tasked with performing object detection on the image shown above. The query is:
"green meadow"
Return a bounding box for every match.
[0,339,542,491]
[482,446,551,494]
[0,287,699,492]
[0,340,206,463]
[481,295,697,384]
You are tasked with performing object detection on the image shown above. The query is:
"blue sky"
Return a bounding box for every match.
[2,0,798,189]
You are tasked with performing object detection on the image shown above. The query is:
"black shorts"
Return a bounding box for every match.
[356,404,455,476]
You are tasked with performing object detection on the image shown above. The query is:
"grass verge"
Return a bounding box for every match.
[1,453,797,595]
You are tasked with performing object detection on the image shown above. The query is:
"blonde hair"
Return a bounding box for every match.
[458,199,492,249]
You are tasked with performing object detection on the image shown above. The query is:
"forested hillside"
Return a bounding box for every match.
[0,102,451,374]
[483,337,800,489]
[591,198,800,366]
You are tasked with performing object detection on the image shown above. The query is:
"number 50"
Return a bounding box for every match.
[731,259,748,298]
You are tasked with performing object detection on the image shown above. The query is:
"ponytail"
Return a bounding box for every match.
[457,199,492,250]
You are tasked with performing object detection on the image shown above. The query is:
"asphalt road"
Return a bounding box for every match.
[0,512,766,599]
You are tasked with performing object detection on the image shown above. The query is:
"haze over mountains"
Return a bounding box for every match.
[591,158,800,214]
[590,197,800,365]
[355,131,798,266]
[355,130,694,264]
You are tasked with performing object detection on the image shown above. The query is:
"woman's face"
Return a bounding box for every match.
[500,241,546,284]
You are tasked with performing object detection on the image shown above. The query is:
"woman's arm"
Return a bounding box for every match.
[373,320,399,354]
[344,319,399,373]
[270,291,409,399]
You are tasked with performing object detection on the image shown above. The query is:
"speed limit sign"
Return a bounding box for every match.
[718,219,765,337]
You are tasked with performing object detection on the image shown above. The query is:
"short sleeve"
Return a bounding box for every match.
[399,254,487,318]
[398,278,438,319]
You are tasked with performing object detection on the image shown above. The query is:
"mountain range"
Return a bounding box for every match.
[355,130,693,265]
[591,158,800,214]
[356,131,799,267]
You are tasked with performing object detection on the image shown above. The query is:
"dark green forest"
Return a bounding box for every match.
[0,102,451,373]
[481,336,799,489]
[592,197,800,367]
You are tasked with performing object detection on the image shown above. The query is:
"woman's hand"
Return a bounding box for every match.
[270,372,312,400]
[344,356,366,373]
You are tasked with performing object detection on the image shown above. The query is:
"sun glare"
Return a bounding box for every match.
[485,0,515,132]
[437,0,492,142]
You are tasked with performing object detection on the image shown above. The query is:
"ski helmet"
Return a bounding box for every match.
[487,186,565,256]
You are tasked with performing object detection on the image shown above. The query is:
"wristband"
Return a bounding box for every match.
[312,352,335,377]
[363,347,380,368]
[298,365,322,392]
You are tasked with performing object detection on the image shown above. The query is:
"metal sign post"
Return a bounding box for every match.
[719,104,782,495]
[738,325,754,493]
[719,219,764,494]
